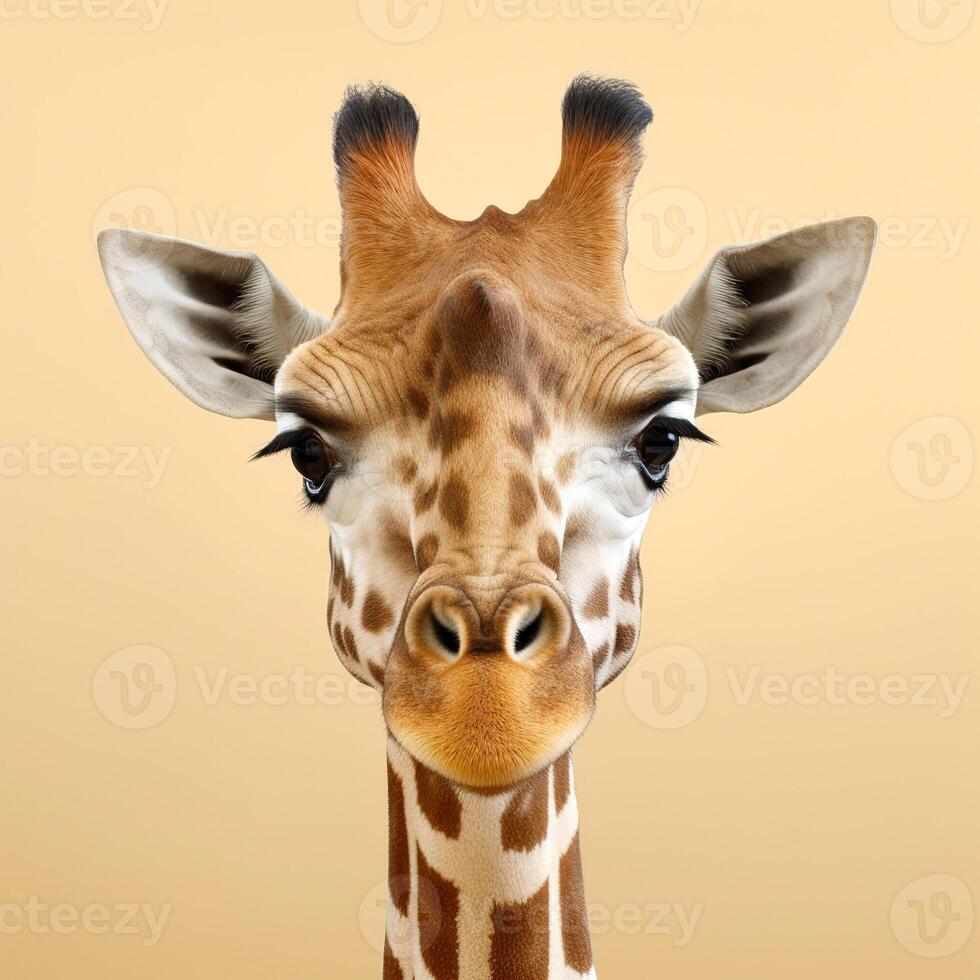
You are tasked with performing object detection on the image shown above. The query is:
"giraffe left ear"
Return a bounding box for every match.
[98,229,329,420]
[653,217,877,416]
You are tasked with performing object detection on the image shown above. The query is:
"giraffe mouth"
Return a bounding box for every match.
[381,630,595,789]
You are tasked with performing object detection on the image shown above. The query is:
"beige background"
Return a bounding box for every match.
[2,1,978,977]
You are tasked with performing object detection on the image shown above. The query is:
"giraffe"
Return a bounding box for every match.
[98,77,876,978]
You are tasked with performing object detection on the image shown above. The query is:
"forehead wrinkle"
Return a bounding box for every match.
[628,375,693,410]
[275,354,362,440]
[338,326,417,375]
[594,341,697,426]
[286,341,351,404]
[609,351,692,410]
[327,307,448,411]
[311,335,385,419]
[333,347,382,419]
[287,335,406,429]
[580,332,666,418]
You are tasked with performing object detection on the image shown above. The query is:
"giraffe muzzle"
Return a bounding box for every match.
[383,578,595,788]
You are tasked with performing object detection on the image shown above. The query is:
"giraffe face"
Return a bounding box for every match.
[99,76,877,793]
[275,239,699,787]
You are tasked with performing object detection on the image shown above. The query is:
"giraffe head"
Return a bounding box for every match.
[99,78,875,789]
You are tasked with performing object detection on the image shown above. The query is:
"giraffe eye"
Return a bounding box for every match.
[633,425,680,485]
[290,433,337,496]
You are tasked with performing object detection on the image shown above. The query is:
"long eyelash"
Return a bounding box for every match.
[647,417,716,445]
[254,429,337,510]
[299,487,326,514]
[632,417,715,495]
[251,428,313,461]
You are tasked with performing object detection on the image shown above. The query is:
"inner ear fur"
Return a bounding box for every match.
[654,217,877,415]
[98,228,328,420]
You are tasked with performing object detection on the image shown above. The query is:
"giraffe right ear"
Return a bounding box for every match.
[97,229,329,420]
[654,217,876,416]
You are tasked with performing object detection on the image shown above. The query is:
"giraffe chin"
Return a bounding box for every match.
[382,653,596,790]
[386,713,592,791]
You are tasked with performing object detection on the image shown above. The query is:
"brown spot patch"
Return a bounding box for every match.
[431,409,476,454]
[560,832,592,973]
[592,642,610,676]
[383,939,403,980]
[582,579,609,620]
[509,423,535,461]
[417,846,459,980]
[619,549,641,604]
[439,475,470,531]
[416,533,440,571]
[553,752,571,813]
[394,455,418,485]
[490,880,549,979]
[501,768,549,852]
[529,399,550,440]
[562,514,588,548]
[414,759,462,839]
[369,661,385,687]
[537,531,561,575]
[538,477,561,515]
[556,451,577,485]
[509,473,537,528]
[405,385,429,420]
[343,626,359,662]
[614,623,636,655]
[387,763,410,917]
[362,589,395,633]
[536,356,570,399]
[414,479,438,516]
[331,551,355,608]
[332,622,347,657]
[383,524,418,577]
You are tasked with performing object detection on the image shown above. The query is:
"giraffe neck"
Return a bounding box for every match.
[384,738,595,980]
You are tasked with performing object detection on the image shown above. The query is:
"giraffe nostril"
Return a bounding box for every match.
[429,609,461,656]
[406,587,474,663]
[512,610,543,654]
[408,583,570,665]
